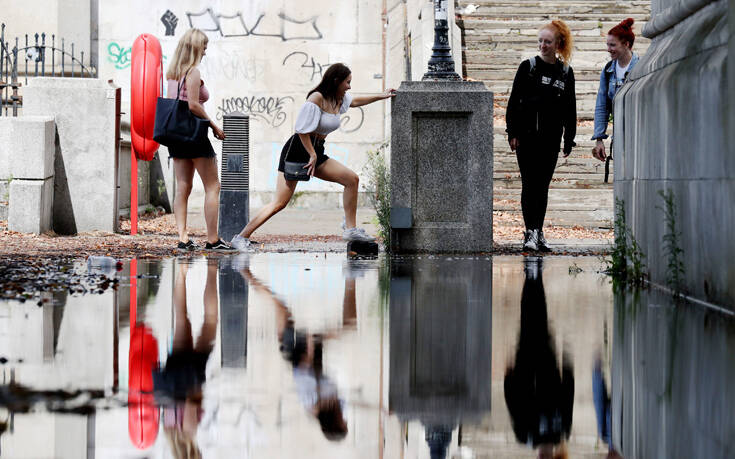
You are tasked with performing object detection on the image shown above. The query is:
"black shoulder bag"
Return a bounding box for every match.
[283,136,311,181]
[153,70,209,146]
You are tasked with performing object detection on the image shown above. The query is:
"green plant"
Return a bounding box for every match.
[657,189,685,297]
[606,198,647,285]
[362,142,391,250]
[156,178,166,198]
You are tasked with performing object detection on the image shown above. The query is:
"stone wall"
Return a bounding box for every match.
[613,0,733,309]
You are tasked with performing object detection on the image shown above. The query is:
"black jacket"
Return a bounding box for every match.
[506,57,577,154]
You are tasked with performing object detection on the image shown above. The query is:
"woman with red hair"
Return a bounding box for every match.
[592,18,639,165]
[506,20,578,252]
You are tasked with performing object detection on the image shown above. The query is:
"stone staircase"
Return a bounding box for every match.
[457,0,651,228]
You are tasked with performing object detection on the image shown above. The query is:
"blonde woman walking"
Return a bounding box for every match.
[166,28,234,252]
[505,20,578,252]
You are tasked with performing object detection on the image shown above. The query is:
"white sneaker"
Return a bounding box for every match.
[523,229,539,251]
[342,227,375,242]
[231,253,250,271]
[231,234,256,253]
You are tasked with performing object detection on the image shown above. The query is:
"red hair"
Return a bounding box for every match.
[540,20,574,65]
[608,18,635,49]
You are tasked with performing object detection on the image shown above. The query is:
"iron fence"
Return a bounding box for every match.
[1,23,97,116]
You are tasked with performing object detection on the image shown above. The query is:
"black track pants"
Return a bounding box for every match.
[516,146,558,231]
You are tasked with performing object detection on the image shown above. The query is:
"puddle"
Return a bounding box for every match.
[0,254,732,458]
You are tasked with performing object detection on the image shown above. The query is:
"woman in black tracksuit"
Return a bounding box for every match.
[506,20,577,252]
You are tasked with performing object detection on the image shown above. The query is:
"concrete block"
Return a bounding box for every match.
[390,81,494,253]
[9,116,56,180]
[8,178,54,234]
[0,118,12,179]
[23,78,120,234]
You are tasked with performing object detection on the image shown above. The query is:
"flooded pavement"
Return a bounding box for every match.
[0,254,732,458]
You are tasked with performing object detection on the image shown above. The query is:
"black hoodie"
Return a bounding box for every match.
[506,57,577,154]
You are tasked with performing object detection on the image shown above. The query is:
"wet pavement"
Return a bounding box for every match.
[0,254,732,458]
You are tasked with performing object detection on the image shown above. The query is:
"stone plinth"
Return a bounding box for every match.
[23,78,121,234]
[3,116,56,234]
[390,81,493,253]
[9,179,54,233]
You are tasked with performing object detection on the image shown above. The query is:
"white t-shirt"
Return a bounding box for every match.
[616,60,631,81]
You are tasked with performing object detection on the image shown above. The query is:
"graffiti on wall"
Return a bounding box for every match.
[282,51,330,82]
[161,10,179,36]
[187,8,323,41]
[201,52,266,82]
[216,95,294,126]
[107,42,132,69]
[339,107,365,133]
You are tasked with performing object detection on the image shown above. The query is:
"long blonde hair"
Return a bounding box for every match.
[540,20,574,66]
[166,29,208,81]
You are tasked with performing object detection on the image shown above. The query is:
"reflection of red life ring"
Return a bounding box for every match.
[131,34,162,161]
[128,324,160,449]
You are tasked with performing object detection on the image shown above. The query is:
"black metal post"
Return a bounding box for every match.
[422,0,461,81]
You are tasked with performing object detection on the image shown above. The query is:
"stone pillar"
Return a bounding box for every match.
[5,116,56,234]
[390,81,493,253]
[23,78,121,234]
[613,0,733,308]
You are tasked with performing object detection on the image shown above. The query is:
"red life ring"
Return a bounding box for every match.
[130,34,162,161]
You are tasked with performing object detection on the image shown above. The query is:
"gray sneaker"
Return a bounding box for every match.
[523,229,539,251]
[231,234,256,253]
[342,227,375,242]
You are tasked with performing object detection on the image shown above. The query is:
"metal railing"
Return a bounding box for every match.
[1,23,97,116]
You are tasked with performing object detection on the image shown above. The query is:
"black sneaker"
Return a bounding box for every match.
[177,240,200,251]
[204,239,237,252]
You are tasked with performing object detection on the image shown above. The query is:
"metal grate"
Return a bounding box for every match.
[221,113,249,190]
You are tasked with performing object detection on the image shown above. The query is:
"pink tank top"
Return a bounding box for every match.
[167,76,209,103]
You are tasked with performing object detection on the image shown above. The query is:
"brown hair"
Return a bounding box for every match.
[307,63,352,106]
[608,18,636,49]
[540,20,574,66]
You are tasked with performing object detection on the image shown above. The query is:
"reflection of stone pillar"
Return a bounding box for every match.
[390,81,493,253]
[218,261,248,368]
[389,257,492,428]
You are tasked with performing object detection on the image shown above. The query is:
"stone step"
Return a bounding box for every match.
[494,176,614,189]
[460,19,648,34]
[494,187,613,208]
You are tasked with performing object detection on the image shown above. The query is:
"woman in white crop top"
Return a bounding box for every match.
[231,63,395,250]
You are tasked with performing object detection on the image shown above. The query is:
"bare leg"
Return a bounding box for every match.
[172,261,194,351]
[238,172,297,238]
[173,158,195,243]
[193,157,221,244]
[314,159,360,228]
[195,259,219,353]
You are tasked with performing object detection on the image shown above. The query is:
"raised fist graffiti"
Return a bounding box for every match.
[161,10,179,36]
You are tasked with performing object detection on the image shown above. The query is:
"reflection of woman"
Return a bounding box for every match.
[504,258,574,458]
[231,63,395,251]
[239,267,349,440]
[591,19,639,163]
[506,21,577,252]
[154,260,219,458]
[166,28,234,252]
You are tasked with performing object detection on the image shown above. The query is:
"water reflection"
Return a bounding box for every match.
[389,256,493,458]
[241,265,349,441]
[504,257,574,459]
[153,259,218,458]
[0,255,734,457]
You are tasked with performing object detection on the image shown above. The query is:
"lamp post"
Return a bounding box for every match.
[422,0,461,81]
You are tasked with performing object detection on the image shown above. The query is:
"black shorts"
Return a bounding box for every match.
[277,134,329,173]
[168,137,216,159]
